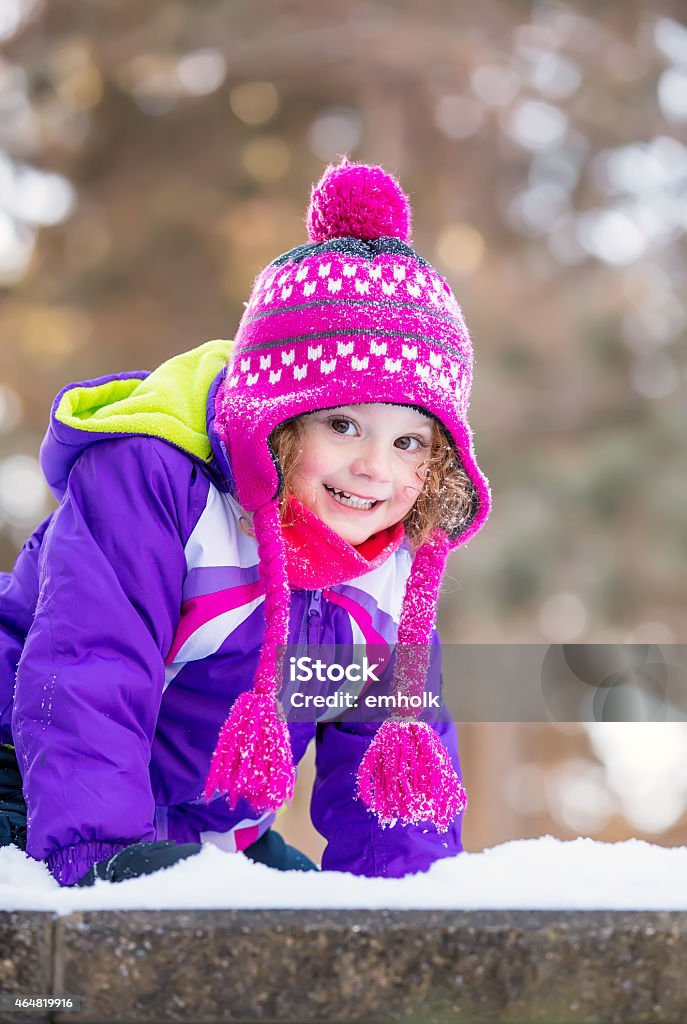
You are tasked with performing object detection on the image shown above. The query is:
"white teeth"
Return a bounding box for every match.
[326,486,377,510]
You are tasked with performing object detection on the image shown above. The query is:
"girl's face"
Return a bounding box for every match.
[290,404,433,545]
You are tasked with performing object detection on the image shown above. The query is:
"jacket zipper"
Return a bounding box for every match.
[306,590,323,647]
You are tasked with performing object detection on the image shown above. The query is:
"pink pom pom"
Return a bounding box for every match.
[306,157,412,244]
[355,719,467,832]
[203,690,295,813]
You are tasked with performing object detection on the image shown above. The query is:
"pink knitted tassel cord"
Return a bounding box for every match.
[356,529,467,831]
[203,689,295,811]
[203,500,296,813]
[356,718,467,831]
[396,529,451,646]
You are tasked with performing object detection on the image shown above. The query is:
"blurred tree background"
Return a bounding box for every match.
[1,0,686,862]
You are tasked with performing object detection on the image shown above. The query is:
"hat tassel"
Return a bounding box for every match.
[203,689,295,813]
[356,717,467,832]
[356,529,467,831]
[203,501,295,813]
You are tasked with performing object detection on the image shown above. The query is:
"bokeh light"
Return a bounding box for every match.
[434,95,483,140]
[576,209,646,265]
[5,164,76,226]
[230,81,280,125]
[308,106,362,161]
[435,223,485,276]
[538,593,588,642]
[470,65,520,108]
[545,758,616,834]
[176,50,226,97]
[0,383,22,434]
[658,67,687,122]
[587,724,687,833]
[0,454,48,525]
[0,210,34,284]
[505,100,568,151]
[240,137,291,184]
[0,0,41,43]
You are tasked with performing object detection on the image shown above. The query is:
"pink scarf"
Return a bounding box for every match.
[280,496,405,589]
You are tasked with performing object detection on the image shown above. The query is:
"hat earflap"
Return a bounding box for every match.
[355,528,468,832]
[203,498,296,813]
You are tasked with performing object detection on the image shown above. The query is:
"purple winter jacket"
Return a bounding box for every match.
[0,340,464,886]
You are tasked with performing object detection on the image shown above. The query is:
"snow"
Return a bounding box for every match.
[2,835,687,914]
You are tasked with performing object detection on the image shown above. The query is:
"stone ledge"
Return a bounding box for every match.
[0,909,686,1023]
[0,913,53,1024]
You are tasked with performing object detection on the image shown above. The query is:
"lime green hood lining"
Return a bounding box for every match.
[55,339,234,462]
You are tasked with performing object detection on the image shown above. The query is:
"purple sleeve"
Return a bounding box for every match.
[0,515,53,744]
[310,631,465,878]
[12,437,205,886]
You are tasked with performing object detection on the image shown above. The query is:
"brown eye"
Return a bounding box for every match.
[395,436,420,452]
[330,418,356,435]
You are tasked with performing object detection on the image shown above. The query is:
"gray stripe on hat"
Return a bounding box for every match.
[238,329,469,365]
[244,296,464,328]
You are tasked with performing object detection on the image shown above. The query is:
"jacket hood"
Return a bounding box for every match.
[40,339,234,500]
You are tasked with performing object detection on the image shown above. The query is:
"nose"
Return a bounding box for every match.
[350,439,390,483]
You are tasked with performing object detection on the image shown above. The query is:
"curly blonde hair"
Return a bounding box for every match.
[261,410,475,549]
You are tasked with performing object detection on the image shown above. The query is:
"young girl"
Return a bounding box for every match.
[0,159,491,887]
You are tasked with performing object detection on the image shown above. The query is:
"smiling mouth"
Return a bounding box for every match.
[324,485,380,510]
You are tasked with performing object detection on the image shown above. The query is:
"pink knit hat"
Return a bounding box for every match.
[205,158,491,832]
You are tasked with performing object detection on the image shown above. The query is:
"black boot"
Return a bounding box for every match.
[77,840,203,886]
[243,828,319,871]
[0,743,27,851]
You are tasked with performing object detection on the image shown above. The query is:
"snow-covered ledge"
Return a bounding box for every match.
[2,838,687,1023]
